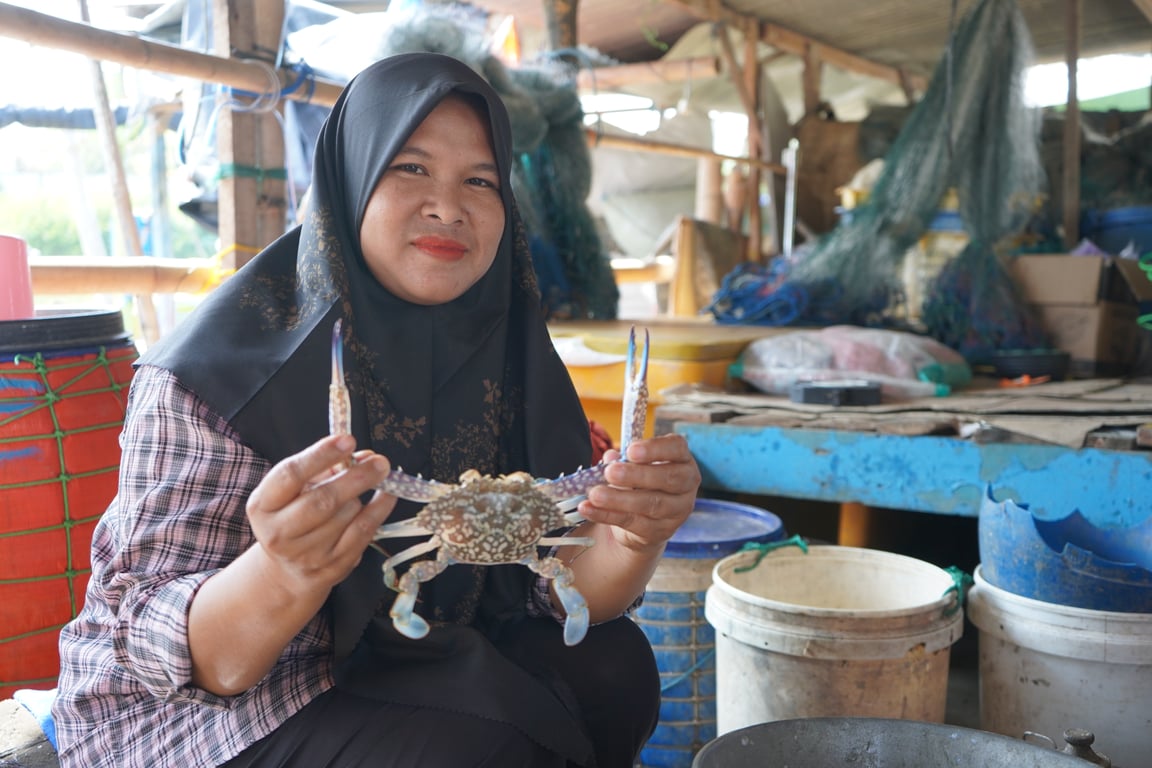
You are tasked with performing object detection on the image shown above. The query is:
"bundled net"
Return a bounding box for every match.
[712,0,1050,360]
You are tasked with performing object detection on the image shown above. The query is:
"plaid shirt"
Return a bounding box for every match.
[53,365,562,768]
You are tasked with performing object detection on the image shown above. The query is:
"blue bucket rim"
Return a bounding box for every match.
[1082,205,1152,228]
[665,498,785,558]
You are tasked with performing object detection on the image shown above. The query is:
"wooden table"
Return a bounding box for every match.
[655,378,1152,530]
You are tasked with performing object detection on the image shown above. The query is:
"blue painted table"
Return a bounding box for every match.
[670,421,1152,529]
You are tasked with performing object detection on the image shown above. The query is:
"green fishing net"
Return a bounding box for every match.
[756,0,1051,359]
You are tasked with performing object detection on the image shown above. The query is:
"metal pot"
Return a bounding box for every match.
[691,718,1101,767]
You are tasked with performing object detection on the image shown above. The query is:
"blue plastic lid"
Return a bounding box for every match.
[665,498,785,559]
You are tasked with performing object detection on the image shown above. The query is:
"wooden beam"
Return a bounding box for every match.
[1131,0,1152,23]
[29,256,221,295]
[761,22,926,92]
[576,56,721,93]
[585,129,786,174]
[662,0,928,92]
[0,2,343,107]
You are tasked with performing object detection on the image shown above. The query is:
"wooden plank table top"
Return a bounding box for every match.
[655,377,1152,526]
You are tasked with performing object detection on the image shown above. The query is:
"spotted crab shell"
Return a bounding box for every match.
[414,474,568,563]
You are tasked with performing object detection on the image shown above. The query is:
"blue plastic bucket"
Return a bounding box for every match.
[635,498,785,768]
[978,485,1152,612]
[1082,205,1152,255]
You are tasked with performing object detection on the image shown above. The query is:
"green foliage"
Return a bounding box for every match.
[0,194,88,256]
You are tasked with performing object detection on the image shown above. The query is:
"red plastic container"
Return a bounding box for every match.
[0,310,136,698]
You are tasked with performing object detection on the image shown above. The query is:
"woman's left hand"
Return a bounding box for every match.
[579,433,701,553]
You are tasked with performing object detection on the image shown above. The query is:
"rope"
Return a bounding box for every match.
[215,163,288,182]
[227,59,318,104]
[223,57,285,115]
[706,262,809,326]
[192,55,304,220]
[941,565,973,616]
[733,534,810,573]
[659,648,715,693]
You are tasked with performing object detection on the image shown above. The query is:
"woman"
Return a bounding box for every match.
[53,52,700,768]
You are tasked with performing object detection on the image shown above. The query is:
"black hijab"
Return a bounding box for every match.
[141,52,592,650]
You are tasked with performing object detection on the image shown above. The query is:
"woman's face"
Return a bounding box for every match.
[359,94,506,305]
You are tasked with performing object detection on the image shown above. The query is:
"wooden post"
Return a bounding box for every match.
[543,0,578,52]
[212,0,288,271]
[1062,0,1082,249]
[837,501,872,547]
[717,22,766,262]
[695,156,723,224]
[802,42,823,117]
[742,22,764,263]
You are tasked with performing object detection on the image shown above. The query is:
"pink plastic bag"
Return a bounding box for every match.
[733,325,972,400]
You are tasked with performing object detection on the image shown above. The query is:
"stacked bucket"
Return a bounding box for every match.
[636,496,974,766]
[632,499,785,768]
[970,486,1152,767]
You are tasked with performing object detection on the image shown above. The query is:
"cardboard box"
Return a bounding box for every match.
[1011,254,1152,376]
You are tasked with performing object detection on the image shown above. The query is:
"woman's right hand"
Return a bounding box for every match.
[190,434,394,694]
[246,434,396,593]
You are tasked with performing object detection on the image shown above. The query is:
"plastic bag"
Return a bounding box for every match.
[732,325,972,400]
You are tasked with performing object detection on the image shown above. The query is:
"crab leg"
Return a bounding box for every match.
[618,326,649,458]
[524,556,589,646]
[538,535,595,548]
[381,537,441,589]
[390,549,450,640]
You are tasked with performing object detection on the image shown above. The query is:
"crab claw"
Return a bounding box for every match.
[618,326,649,459]
[389,573,431,640]
[525,556,589,645]
[556,572,589,646]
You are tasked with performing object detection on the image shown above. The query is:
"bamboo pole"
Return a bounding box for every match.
[0,2,344,107]
[1062,0,1082,249]
[585,129,785,174]
[78,0,160,344]
[742,22,764,262]
[576,57,721,92]
[29,256,223,295]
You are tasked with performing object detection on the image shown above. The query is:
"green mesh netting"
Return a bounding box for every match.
[719,0,1050,360]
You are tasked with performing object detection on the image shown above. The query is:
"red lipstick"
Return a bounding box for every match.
[412,236,467,260]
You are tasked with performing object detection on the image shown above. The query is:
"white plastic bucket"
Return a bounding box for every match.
[705,545,964,735]
[968,565,1152,768]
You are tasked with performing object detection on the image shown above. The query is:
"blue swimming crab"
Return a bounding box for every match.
[328,320,649,646]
